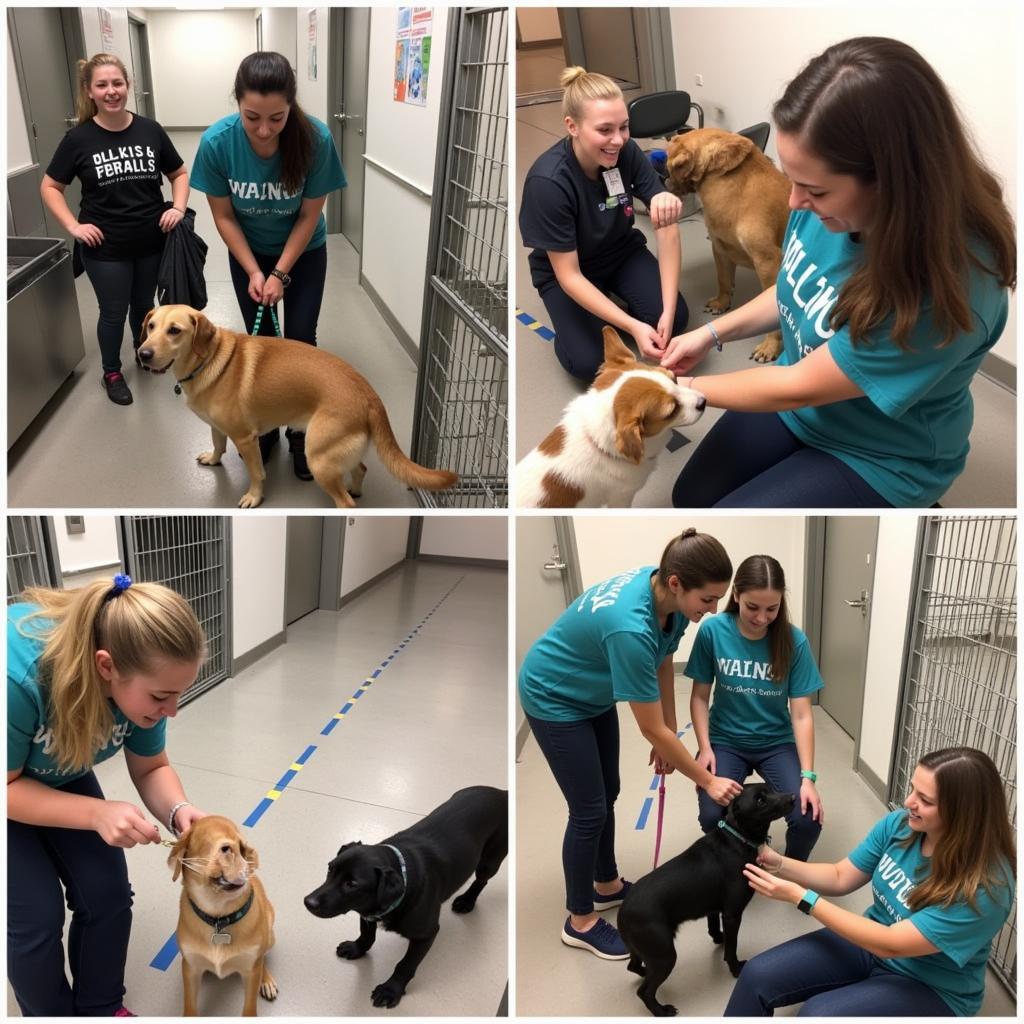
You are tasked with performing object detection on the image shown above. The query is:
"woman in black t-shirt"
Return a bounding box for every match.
[518,67,690,381]
[41,53,189,406]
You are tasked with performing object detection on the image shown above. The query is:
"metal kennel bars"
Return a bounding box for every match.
[120,516,232,706]
[6,516,58,601]
[411,7,509,507]
[890,516,1016,996]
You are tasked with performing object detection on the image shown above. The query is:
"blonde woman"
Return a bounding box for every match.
[41,54,189,406]
[729,748,1015,1016]
[7,576,208,1016]
[519,66,689,380]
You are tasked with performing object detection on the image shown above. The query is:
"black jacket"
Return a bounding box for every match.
[156,205,208,309]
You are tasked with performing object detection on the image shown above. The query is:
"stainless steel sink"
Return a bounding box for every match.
[8,237,69,298]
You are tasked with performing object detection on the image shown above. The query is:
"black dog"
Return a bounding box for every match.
[617,783,795,1016]
[303,785,507,1009]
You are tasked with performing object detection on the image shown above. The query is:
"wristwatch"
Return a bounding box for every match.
[270,268,292,288]
[797,889,820,915]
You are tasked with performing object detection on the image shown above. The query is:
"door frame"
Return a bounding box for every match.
[127,14,155,119]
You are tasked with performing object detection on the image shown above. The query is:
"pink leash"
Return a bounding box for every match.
[653,775,667,868]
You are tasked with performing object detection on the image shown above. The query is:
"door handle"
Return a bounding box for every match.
[845,590,870,614]
[543,559,567,571]
[333,112,362,122]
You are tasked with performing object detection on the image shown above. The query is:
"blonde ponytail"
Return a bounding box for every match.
[560,66,623,122]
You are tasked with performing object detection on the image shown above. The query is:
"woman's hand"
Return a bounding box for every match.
[648,191,683,229]
[71,221,104,247]
[631,318,666,361]
[260,274,285,307]
[648,747,675,775]
[695,747,716,776]
[756,843,784,873]
[703,775,743,806]
[92,800,161,848]
[660,327,715,374]
[800,778,824,823]
[247,271,267,305]
[655,307,676,350]
[173,804,208,836]
[743,861,804,904]
[159,207,185,232]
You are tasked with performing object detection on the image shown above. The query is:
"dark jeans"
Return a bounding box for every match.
[696,743,821,861]
[724,928,955,1016]
[80,248,162,373]
[526,707,622,914]
[672,409,892,508]
[228,244,328,345]
[539,245,690,381]
[7,771,133,1016]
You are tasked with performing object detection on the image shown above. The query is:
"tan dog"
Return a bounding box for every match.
[667,128,791,361]
[515,328,705,507]
[138,305,458,508]
[168,815,277,1016]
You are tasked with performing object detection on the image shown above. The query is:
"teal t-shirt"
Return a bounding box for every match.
[848,809,1014,1016]
[7,603,166,787]
[774,209,1009,506]
[191,113,346,255]
[518,567,687,722]
[683,613,823,750]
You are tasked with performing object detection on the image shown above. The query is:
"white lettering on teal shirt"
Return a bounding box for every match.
[229,178,301,201]
[717,657,773,680]
[782,230,837,341]
[873,851,916,921]
[579,567,646,614]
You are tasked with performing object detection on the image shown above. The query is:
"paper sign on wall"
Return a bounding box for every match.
[394,7,432,106]
[307,9,318,82]
[99,8,115,52]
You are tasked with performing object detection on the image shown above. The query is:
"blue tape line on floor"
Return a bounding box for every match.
[150,577,466,970]
[638,724,693,820]
[636,796,653,830]
[516,308,556,342]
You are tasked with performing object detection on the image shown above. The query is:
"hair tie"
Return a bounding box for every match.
[106,574,133,601]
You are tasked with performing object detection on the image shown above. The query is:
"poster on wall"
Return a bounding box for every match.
[99,8,115,52]
[394,7,432,106]
[307,8,318,82]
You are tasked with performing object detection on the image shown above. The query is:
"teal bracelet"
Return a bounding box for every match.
[800,769,818,782]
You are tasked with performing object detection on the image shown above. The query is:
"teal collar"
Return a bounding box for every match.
[717,819,767,850]
[361,844,408,921]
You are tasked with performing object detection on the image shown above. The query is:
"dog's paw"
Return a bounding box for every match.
[371,981,405,1008]
[653,1003,678,1017]
[750,336,782,362]
[336,940,366,960]
[196,451,222,466]
[728,959,747,979]
[260,974,279,1001]
[451,893,477,914]
[704,298,731,314]
[238,491,264,509]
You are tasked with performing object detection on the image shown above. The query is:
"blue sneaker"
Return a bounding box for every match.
[561,916,630,960]
[592,878,632,911]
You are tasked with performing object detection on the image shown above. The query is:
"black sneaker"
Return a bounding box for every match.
[102,371,133,405]
[288,429,314,481]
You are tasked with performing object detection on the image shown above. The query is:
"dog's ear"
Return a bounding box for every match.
[613,399,647,465]
[374,866,404,909]
[337,840,362,856]
[601,326,635,368]
[666,136,697,192]
[706,133,753,176]
[167,831,190,883]
[240,837,260,872]
[139,308,156,346]
[188,311,217,357]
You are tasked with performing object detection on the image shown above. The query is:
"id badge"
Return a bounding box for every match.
[602,168,625,196]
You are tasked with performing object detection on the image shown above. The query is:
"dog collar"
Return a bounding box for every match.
[360,844,408,921]
[188,888,254,943]
[717,819,769,850]
[174,354,212,395]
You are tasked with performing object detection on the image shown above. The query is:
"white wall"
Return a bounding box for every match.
[54,516,121,574]
[572,516,807,666]
[420,516,508,561]
[231,517,287,658]
[340,517,411,598]
[262,6,297,69]
[7,33,34,171]
[362,7,450,344]
[144,9,256,126]
[295,7,329,124]
[858,516,921,788]
[669,6,1019,365]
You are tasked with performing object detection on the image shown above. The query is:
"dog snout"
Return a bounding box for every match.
[303,892,322,914]
[138,347,154,364]
[695,395,706,412]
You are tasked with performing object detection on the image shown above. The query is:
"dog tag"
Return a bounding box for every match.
[212,930,232,945]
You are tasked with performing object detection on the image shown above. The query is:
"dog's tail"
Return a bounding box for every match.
[367,396,459,492]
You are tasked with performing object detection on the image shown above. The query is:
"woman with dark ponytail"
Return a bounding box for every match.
[191,51,346,479]
[685,555,825,861]
[519,529,743,960]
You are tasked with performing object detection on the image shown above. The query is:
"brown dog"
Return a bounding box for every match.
[138,305,458,508]
[666,128,791,361]
[168,816,277,1016]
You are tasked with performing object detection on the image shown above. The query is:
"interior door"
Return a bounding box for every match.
[127,19,153,119]
[9,7,81,236]
[285,517,324,625]
[340,7,369,252]
[564,8,641,88]
[817,518,879,747]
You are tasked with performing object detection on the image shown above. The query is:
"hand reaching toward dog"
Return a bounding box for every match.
[631,318,667,361]
[173,804,209,835]
[704,775,743,806]
[800,777,825,823]
[93,800,161,848]
[660,327,716,374]
[648,191,684,229]
[743,862,803,904]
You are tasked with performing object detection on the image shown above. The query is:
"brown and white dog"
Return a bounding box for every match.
[666,128,791,361]
[168,815,277,1016]
[514,328,705,507]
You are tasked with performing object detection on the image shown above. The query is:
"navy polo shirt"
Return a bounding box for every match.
[519,136,663,290]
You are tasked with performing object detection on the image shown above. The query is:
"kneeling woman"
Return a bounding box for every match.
[728,747,1014,1016]
[519,67,690,380]
[686,554,824,860]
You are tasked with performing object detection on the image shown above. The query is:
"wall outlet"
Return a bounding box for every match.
[695,73,704,87]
